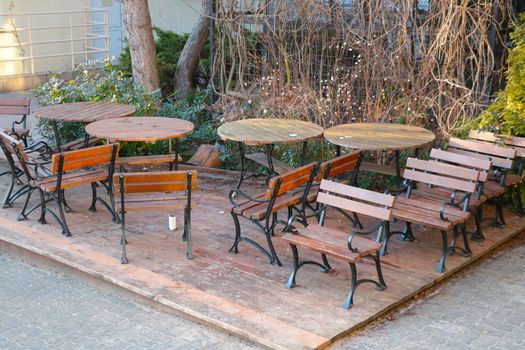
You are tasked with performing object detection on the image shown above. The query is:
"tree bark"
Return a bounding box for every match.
[121,0,160,92]
[175,0,213,98]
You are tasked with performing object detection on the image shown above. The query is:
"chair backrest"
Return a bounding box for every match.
[317,150,361,181]
[113,170,198,194]
[265,162,317,199]
[448,137,515,170]
[404,158,479,194]
[430,148,491,183]
[0,98,30,116]
[469,130,525,159]
[51,143,119,173]
[317,179,394,221]
[0,130,24,160]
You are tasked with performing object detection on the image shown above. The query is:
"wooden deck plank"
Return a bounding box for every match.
[0,163,523,350]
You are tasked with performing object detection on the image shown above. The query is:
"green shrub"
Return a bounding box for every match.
[480,14,525,136]
[33,61,161,152]
[118,27,210,97]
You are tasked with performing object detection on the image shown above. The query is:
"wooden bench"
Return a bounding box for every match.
[115,154,183,170]
[229,162,318,266]
[448,137,516,226]
[282,179,393,309]
[61,135,103,152]
[0,98,31,144]
[16,143,120,237]
[390,158,479,272]
[468,130,524,214]
[244,152,294,174]
[114,170,197,263]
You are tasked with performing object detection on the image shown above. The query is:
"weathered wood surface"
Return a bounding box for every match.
[34,102,136,123]
[0,163,523,350]
[324,123,435,151]
[217,118,324,146]
[85,117,194,142]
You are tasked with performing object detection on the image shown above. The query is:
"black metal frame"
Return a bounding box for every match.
[284,205,387,309]
[119,171,194,264]
[385,177,473,273]
[235,140,310,188]
[15,144,119,237]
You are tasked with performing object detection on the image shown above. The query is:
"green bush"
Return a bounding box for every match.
[33,61,161,152]
[480,14,525,136]
[118,27,210,97]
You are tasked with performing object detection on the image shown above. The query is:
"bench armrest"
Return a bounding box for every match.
[11,115,26,131]
[347,221,383,252]
[285,205,326,233]
[228,188,270,208]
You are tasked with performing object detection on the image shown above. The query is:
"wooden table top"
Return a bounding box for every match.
[324,123,435,151]
[34,102,136,123]
[217,118,324,146]
[85,117,194,142]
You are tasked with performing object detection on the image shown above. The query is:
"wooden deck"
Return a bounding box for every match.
[0,165,523,350]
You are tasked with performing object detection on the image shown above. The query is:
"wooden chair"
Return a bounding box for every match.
[15,143,119,236]
[468,130,524,215]
[428,148,494,241]
[448,137,516,227]
[114,170,197,264]
[389,158,479,272]
[0,130,53,208]
[0,98,31,145]
[229,162,318,266]
[282,180,392,309]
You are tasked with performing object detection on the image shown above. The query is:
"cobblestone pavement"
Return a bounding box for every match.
[1,234,523,350]
[334,232,525,350]
[0,254,260,350]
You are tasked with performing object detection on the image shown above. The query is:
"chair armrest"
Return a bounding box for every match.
[347,221,383,252]
[228,188,270,208]
[284,205,326,233]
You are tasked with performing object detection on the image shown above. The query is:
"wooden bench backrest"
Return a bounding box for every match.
[317,150,361,181]
[114,171,198,194]
[51,143,119,173]
[0,130,25,160]
[448,137,515,169]
[430,148,491,182]
[317,180,394,221]
[469,130,525,158]
[266,162,317,199]
[0,98,30,116]
[404,158,479,193]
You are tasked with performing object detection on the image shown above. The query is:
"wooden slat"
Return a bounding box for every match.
[320,179,395,207]
[360,161,398,176]
[317,191,392,221]
[267,162,316,198]
[282,233,362,263]
[0,106,29,115]
[406,158,480,181]
[51,144,118,173]
[448,148,513,169]
[114,171,197,183]
[403,169,477,194]
[430,149,490,182]
[449,137,516,159]
[38,170,108,192]
[469,131,525,158]
[318,150,361,180]
[301,224,381,255]
[114,171,198,194]
[116,154,182,166]
[62,136,102,151]
[0,98,30,107]
[245,152,294,175]
[392,207,452,231]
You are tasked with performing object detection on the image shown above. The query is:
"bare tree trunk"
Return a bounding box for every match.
[175,0,213,98]
[121,0,160,92]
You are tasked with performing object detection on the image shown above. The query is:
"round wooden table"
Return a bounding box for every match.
[324,123,435,181]
[86,117,194,170]
[35,102,136,151]
[218,118,324,187]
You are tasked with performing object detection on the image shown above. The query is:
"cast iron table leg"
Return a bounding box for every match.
[52,120,62,152]
[300,140,308,166]
[236,142,247,189]
[174,138,179,171]
[265,144,276,175]
[394,150,402,185]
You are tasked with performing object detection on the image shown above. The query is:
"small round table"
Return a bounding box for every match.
[35,102,136,152]
[218,118,324,187]
[86,117,194,170]
[324,123,435,181]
